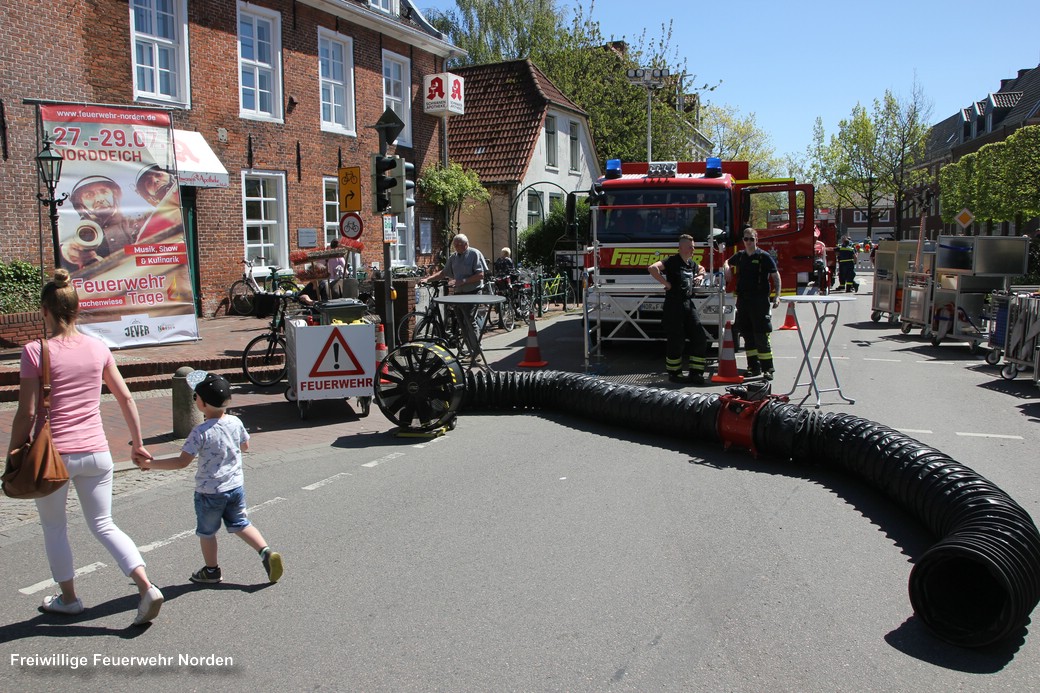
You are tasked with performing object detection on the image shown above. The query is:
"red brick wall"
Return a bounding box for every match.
[0,311,44,348]
[1,0,447,317]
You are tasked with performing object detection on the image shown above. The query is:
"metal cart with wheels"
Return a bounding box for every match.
[993,291,1040,381]
[900,271,934,337]
[930,236,1030,352]
[872,240,932,325]
[285,301,375,420]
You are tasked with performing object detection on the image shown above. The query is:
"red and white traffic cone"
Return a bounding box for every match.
[517,312,548,368]
[375,323,390,382]
[779,302,798,330]
[711,321,744,384]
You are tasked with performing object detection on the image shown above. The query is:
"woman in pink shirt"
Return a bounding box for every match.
[6,269,163,625]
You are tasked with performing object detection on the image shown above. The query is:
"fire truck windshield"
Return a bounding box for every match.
[594,188,731,244]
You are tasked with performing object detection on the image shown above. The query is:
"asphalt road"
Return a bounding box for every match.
[3,278,1040,691]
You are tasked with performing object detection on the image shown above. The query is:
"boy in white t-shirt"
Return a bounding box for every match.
[136,371,283,584]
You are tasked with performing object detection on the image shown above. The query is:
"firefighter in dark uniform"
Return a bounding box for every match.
[648,234,709,385]
[724,225,781,380]
[836,237,860,292]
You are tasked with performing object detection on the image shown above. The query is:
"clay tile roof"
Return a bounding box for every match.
[991,91,1023,109]
[448,59,587,185]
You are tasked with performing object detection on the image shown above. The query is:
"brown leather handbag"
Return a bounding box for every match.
[2,340,69,499]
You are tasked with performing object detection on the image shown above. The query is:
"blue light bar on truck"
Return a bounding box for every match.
[705,157,723,178]
[605,158,622,179]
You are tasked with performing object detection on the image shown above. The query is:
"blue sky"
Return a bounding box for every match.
[416,0,1040,161]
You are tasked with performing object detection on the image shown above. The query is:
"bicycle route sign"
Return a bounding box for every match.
[338,166,362,212]
[339,212,363,240]
[291,323,376,399]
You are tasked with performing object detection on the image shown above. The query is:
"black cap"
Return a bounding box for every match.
[187,370,231,408]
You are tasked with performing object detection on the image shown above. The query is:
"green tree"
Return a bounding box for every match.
[699,103,780,177]
[880,82,932,237]
[517,195,590,269]
[812,99,893,238]
[416,162,490,245]
[427,0,717,164]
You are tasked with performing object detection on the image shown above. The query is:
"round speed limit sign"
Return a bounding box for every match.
[339,212,363,240]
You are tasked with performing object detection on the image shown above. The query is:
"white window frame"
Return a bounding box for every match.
[545,115,558,169]
[241,171,288,271]
[370,0,399,14]
[527,191,543,227]
[323,177,340,246]
[318,28,355,136]
[382,49,412,147]
[129,0,191,107]
[854,209,891,224]
[237,2,283,122]
[389,209,415,267]
[569,121,580,172]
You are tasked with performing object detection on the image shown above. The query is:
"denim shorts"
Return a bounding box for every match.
[194,486,251,537]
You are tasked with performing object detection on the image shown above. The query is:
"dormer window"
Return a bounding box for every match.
[370,0,399,15]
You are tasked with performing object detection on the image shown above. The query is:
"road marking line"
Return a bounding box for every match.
[955,432,1024,440]
[863,358,901,362]
[362,452,406,468]
[20,562,106,595]
[303,472,353,491]
[898,429,933,435]
[20,497,288,595]
[139,529,195,554]
[914,360,955,364]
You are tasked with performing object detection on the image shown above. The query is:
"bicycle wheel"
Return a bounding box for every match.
[397,310,422,344]
[242,333,287,386]
[498,299,516,331]
[229,280,255,316]
[275,278,299,294]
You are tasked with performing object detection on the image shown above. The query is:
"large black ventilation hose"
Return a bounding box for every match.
[463,370,1040,648]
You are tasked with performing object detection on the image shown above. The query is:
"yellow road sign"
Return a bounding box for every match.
[339,166,361,213]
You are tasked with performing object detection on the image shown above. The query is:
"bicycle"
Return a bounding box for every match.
[535,267,575,316]
[396,280,492,356]
[229,257,299,316]
[491,270,534,331]
[241,293,317,386]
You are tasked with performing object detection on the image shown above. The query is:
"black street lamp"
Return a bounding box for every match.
[36,132,68,268]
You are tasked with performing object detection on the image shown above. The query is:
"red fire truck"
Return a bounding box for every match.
[574,158,821,351]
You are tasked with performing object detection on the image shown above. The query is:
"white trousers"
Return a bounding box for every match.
[34,451,145,583]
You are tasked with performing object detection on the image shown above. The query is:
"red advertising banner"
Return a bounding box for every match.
[39,104,199,348]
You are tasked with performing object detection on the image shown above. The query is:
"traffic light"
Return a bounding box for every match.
[370,154,397,214]
[389,158,415,216]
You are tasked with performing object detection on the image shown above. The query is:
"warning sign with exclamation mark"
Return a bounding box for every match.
[290,323,376,399]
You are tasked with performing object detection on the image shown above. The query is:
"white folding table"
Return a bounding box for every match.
[780,294,857,408]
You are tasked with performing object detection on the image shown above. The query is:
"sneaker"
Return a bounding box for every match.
[189,566,223,584]
[133,585,164,626]
[762,370,775,381]
[262,548,283,583]
[41,594,84,615]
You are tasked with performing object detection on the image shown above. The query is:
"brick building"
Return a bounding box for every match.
[1,0,458,317]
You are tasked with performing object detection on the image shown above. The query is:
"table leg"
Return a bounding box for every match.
[783,302,856,408]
